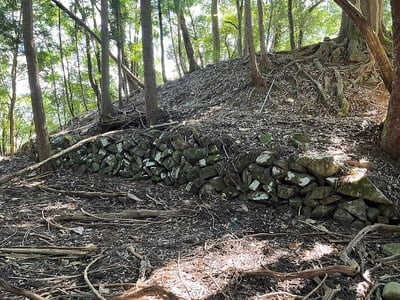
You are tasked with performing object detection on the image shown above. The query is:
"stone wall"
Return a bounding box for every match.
[45,126,398,227]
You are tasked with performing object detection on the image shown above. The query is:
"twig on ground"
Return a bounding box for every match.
[243,265,357,280]
[37,184,143,201]
[177,252,193,300]
[256,291,303,299]
[0,278,46,300]
[303,274,328,300]
[84,255,106,300]
[54,209,189,222]
[0,244,97,257]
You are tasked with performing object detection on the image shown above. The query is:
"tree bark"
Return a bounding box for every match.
[333,0,392,93]
[288,0,296,50]
[22,0,52,171]
[140,0,161,126]
[257,0,271,72]
[100,0,116,118]
[244,0,264,87]
[380,0,400,159]
[178,9,200,73]
[236,0,244,56]
[212,0,220,63]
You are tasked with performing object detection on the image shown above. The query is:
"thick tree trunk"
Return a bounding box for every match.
[334,0,392,93]
[140,0,161,126]
[380,0,400,159]
[22,0,52,170]
[336,0,385,63]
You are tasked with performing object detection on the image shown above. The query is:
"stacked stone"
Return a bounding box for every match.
[47,126,397,227]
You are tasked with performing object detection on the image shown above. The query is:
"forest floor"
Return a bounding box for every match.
[1,52,400,299]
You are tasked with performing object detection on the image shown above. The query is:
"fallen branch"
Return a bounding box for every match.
[0,278,46,300]
[0,130,125,185]
[37,184,143,201]
[0,244,97,257]
[242,265,357,281]
[54,209,189,222]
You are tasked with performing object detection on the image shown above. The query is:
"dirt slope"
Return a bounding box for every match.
[0,54,399,299]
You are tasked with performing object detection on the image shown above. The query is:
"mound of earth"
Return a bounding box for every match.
[0,54,399,299]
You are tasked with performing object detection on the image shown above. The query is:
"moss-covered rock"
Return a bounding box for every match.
[337,175,392,205]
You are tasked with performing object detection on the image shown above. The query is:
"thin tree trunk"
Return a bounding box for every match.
[178,9,200,73]
[51,0,144,89]
[266,0,274,50]
[73,0,88,112]
[58,9,75,117]
[9,45,18,155]
[158,0,168,83]
[236,0,244,56]
[212,0,220,63]
[167,6,183,78]
[288,0,296,50]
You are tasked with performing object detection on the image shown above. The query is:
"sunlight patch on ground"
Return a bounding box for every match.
[131,235,340,299]
[302,242,337,261]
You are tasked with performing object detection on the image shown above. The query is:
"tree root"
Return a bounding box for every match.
[334,68,349,115]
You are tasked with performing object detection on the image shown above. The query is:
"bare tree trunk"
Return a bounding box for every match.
[167,6,183,78]
[178,9,200,73]
[100,0,116,118]
[212,0,220,63]
[288,0,296,50]
[380,0,400,159]
[22,0,52,171]
[235,0,244,56]
[244,0,264,87]
[158,0,168,83]
[257,0,271,73]
[140,0,161,126]
[9,45,18,155]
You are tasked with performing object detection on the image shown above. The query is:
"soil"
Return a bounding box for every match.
[1,54,400,299]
